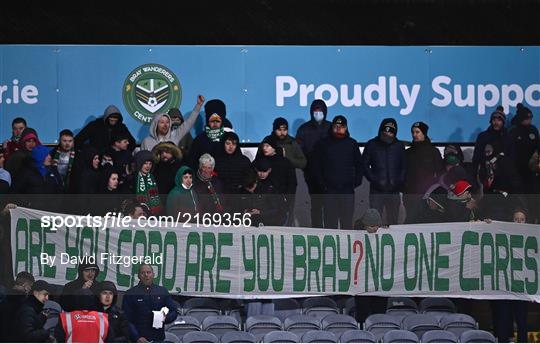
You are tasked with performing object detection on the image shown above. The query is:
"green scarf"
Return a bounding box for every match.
[205,126,224,142]
[135,172,162,215]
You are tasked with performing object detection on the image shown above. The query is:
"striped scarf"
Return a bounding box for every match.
[135,172,162,215]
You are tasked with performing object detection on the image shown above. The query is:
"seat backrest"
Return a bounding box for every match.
[221,331,257,343]
[166,316,201,337]
[440,313,477,337]
[382,330,419,343]
[182,331,219,343]
[321,314,358,336]
[386,297,418,315]
[185,308,221,323]
[301,330,338,343]
[263,330,300,343]
[284,314,321,337]
[164,331,181,343]
[339,330,376,343]
[459,330,496,343]
[419,298,456,314]
[202,315,239,336]
[402,314,441,337]
[364,314,401,331]
[303,297,339,318]
[183,297,220,311]
[245,315,283,341]
[421,330,458,343]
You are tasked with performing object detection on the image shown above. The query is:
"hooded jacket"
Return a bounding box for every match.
[254,136,297,195]
[362,118,406,193]
[473,126,508,172]
[215,132,252,194]
[272,133,307,170]
[296,99,332,159]
[59,262,101,312]
[76,147,102,195]
[15,295,50,342]
[166,165,199,217]
[404,138,444,195]
[74,105,135,153]
[140,103,202,151]
[97,281,130,343]
[506,122,540,181]
[152,142,183,197]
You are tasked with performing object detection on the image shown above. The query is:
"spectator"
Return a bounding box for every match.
[473,107,507,173]
[97,281,130,342]
[96,167,122,216]
[193,153,225,214]
[151,142,183,198]
[415,186,449,224]
[3,117,27,160]
[296,99,332,228]
[103,131,132,175]
[167,165,199,218]
[55,308,112,342]
[76,147,101,195]
[528,148,540,223]
[214,131,251,194]
[168,107,194,156]
[362,118,405,225]
[134,150,162,216]
[75,105,136,153]
[140,95,204,151]
[0,271,34,342]
[403,122,444,223]
[15,280,53,342]
[445,180,478,222]
[50,129,76,191]
[120,199,150,219]
[312,115,363,229]
[34,149,65,197]
[188,99,233,168]
[59,262,100,312]
[10,147,45,197]
[354,208,382,233]
[5,127,44,179]
[0,148,11,194]
[122,264,178,343]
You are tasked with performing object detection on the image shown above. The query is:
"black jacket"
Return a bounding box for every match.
[193,173,226,214]
[473,126,507,172]
[154,159,182,197]
[505,123,540,181]
[404,139,443,195]
[296,99,332,158]
[215,133,252,194]
[0,288,27,342]
[15,295,50,342]
[76,147,102,195]
[59,263,101,312]
[253,151,297,196]
[237,179,287,226]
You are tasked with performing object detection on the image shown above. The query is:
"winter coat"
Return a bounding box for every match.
[404,139,443,195]
[187,132,224,169]
[14,295,50,342]
[237,179,287,226]
[505,123,540,181]
[0,288,27,342]
[473,126,507,171]
[153,159,182,196]
[59,263,101,312]
[312,132,363,194]
[253,149,297,195]
[296,99,332,158]
[273,134,307,169]
[75,105,136,153]
[96,281,130,343]
[122,283,178,342]
[140,104,201,151]
[167,166,199,218]
[363,119,406,193]
[193,172,226,214]
[10,151,45,195]
[214,132,252,194]
[76,147,102,195]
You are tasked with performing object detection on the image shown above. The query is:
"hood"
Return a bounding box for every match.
[152,141,182,162]
[148,113,172,140]
[175,165,194,188]
[219,131,242,156]
[103,105,123,125]
[31,145,51,176]
[98,281,118,306]
[134,150,154,173]
[310,99,328,121]
[77,262,100,280]
[83,147,100,170]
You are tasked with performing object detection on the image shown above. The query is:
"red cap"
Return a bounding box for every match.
[453,180,472,197]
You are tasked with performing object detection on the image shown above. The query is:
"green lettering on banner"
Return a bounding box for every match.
[380,234,395,291]
[322,235,337,292]
[29,219,43,276]
[65,227,81,280]
[495,234,510,291]
[116,230,132,287]
[404,233,419,291]
[96,229,110,282]
[480,233,495,291]
[419,233,434,291]
[163,232,178,292]
[307,235,321,292]
[337,235,351,292]
[216,233,232,293]
[510,235,525,293]
[200,233,217,292]
[364,234,379,291]
[148,231,163,284]
[271,235,285,292]
[257,235,270,292]
[131,230,148,286]
[293,235,307,291]
[79,226,95,257]
[184,232,201,292]
[15,218,29,274]
[460,231,479,291]
[434,232,450,291]
[42,225,56,278]
[524,236,538,294]
[242,235,256,292]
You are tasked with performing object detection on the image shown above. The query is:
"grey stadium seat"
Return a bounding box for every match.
[284,314,321,338]
[363,314,402,341]
[183,298,221,323]
[263,330,300,343]
[165,315,201,339]
[164,331,181,343]
[202,315,240,337]
[386,297,418,316]
[382,330,419,343]
[321,314,358,338]
[421,330,458,343]
[245,315,282,341]
[402,313,441,338]
[459,330,496,343]
[302,297,339,318]
[221,331,257,343]
[440,313,478,337]
[273,298,302,321]
[301,330,338,343]
[339,330,376,343]
[419,298,456,314]
[182,330,219,343]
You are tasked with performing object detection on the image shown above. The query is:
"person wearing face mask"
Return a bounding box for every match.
[296,99,332,228]
[362,118,406,225]
[167,165,199,218]
[473,107,507,173]
[312,116,363,229]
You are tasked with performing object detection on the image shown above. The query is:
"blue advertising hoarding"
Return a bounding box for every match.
[0,45,539,144]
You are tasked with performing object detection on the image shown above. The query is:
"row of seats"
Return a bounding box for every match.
[164,329,497,343]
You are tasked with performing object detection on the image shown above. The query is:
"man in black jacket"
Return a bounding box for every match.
[0,272,34,342]
[296,99,332,227]
[151,141,183,206]
[362,118,406,225]
[473,107,507,173]
[312,115,363,229]
[59,262,100,312]
[15,280,54,342]
[97,281,130,342]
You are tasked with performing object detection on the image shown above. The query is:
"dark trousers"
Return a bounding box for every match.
[324,193,354,229]
[491,300,528,343]
[369,191,401,225]
[305,174,325,228]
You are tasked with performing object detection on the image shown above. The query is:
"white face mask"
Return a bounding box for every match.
[313,111,324,122]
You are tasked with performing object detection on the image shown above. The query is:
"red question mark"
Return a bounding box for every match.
[353,240,364,286]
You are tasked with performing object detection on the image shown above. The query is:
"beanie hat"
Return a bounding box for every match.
[31,280,51,293]
[332,115,348,126]
[451,180,472,197]
[261,135,279,151]
[204,99,226,124]
[515,103,533,123]
[412,122,429,137]
[254,158,272,172]
[273,117,288,131]
[167,108,184,121]
[111,130,131,144]
[490,109,506,123]
[20,128,41,145]
[360,209,382,227]
[135,150,154,172]
[98,281,118,295]
[379,118,397,135]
